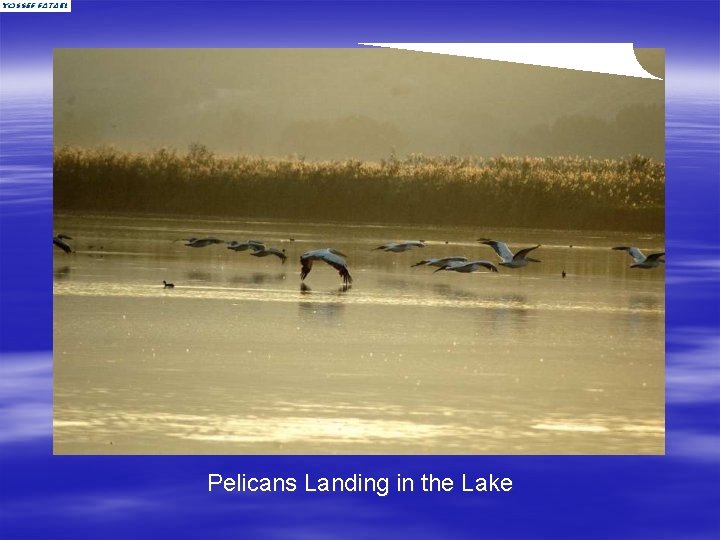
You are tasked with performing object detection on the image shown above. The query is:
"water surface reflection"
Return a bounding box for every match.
[53,215,664,454]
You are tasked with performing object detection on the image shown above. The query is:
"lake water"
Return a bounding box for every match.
[53,214,664,454]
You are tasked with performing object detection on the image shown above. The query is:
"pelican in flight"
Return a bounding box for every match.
[250,247,287,263]
[478,239,541,268]
[612,246,665,268]
[411,256,468,268]
[53,234,74,254]
[434,260,498,274]
[183,237,224,248]
[375,241,426,252]
[227,240,265,252]
[300,248,352,285]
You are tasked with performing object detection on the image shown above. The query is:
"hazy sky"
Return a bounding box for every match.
[54,48,664,160]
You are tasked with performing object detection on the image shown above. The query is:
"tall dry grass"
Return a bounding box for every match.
[54,146,664,231]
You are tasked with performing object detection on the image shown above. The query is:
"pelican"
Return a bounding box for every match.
[250,247,287,263]
[184,237,224,248]
[478,239,541,268]
[375,240,426,252]
[300,248,352,285]
[411,256,468,268]
[434,260,498,274]
[227,240,265,252]
[163,280,175,288]
[53,234,74,254]
[374,241,426,252]
[612,246,665,268]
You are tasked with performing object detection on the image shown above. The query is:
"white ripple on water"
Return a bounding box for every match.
[54,408,459,446]
[53,281,663,315]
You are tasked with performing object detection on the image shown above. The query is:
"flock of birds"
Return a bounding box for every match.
[181,237,289,262]
[53,233,665,289]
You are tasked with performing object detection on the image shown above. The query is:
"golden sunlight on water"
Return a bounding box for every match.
[53,281,663,316]
[53,215,664,455]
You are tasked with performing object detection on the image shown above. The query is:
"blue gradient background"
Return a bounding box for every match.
[1,1,719,538]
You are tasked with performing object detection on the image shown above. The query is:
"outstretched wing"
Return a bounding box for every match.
[300,255,314,280]
[328,261,352,285]
[645,252,665,262]
[247,240,266,252]
[228,240,267,252]
[321,251,352,285]
[480,239,514,262]
[417,256,467,268]
[188,237,223,247]
[439,256,468,264]
[255,248,286,262]
[53,237,73,253]
[403,241,426,248]
[301,249,352,284]
[433,260,468,273]
[196,237,224,246]
[513,245,540,261]
[613,246,645,263]
[472,260,499,273]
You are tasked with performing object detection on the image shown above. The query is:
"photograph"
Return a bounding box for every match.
[52,47,665,455]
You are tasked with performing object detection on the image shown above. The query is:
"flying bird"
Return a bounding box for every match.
[612,246,665,268]
[300,248,352,285]
[434,260,498,274]
[53,234,74,254]
[478,239,541,268]
[250,247,287,263]
[183,237,224,248]
[374,241,426,252]
[411,256,468,268]
[227,240,266,252]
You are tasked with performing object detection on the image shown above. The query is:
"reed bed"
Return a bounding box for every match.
[53,146,664,232]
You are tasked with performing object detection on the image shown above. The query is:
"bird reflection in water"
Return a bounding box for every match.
[480,294,530,330]
[377,277,413,291]
[54,266,72,280]
[629,294,662,312]
[300,282,351,294]
[230,273,286,286]
[627,294,663,330]
[185,271,213,282]
[431,283,480,303]
[298,299,346,323]
[85,245,105,259]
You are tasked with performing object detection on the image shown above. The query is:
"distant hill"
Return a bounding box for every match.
[54,48,664,160]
